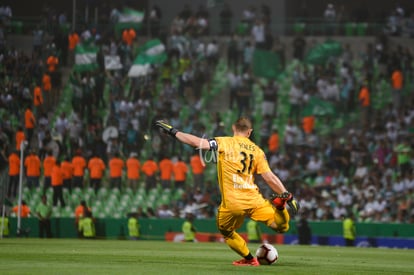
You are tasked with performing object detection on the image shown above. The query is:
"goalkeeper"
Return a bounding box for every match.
[155,117,300,266]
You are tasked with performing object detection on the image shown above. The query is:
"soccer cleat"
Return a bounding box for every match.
[232,258,260,266]
[271,192,300,215]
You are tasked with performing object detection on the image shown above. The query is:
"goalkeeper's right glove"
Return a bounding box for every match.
[271,192,300,215]
[155,120,179,137]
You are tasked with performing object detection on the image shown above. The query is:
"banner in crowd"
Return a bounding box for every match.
[301,96,336,116]
[252,49,282,79]
[74,43,99,72]
[104,55,123,70]
[128,39,167,77]
[115,8,144,35]
[305,39,343,65]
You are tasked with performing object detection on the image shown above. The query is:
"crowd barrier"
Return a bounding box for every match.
[4,217,414,249]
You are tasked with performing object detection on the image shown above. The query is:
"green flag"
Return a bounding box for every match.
[252,49,282,79]
[115,8,144,34]
[104,55,123,70]
[128,39,167,77]
[302,96,336,116]
[74,43,99,72]
[305,40,343,65]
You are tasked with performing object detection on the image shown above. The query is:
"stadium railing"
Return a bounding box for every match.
[6,15,388,37]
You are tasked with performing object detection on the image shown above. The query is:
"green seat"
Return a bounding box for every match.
[97,187,108,200]
[11,21,23,34]
[293,22,306,34]
[52,207,61,218]
[236,22,249,36]
[356,23,368,36]
[344,22,356,36]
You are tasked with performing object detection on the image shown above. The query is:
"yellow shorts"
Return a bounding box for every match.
[216,200,276,233]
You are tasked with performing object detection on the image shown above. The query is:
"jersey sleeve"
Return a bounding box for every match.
[255,149,271,174]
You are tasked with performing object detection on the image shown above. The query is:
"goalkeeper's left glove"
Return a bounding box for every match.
[271,192,300,215]
[155,120,179,137]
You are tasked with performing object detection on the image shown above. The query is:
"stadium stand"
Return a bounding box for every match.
[1,1,414,225]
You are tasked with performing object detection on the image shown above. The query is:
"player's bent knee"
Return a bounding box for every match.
[269,222,289,233]
[278,223,289,233]
[219,228,234,238]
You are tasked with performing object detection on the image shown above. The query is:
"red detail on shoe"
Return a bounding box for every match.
[232,258,260,266]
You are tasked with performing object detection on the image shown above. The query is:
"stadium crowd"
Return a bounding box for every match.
[0,2,414,224]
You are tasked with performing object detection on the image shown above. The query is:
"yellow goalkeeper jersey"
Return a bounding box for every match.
[215,136,271,210]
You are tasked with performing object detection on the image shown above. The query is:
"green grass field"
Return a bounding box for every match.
[1,239,413,275]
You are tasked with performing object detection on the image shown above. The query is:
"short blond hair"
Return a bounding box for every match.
[234,117,253,132]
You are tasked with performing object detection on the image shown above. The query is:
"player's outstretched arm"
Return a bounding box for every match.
[176,132,210,150]
[155,120,210,150]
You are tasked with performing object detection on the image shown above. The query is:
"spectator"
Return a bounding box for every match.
[12,200,31,217]
[24,149,41,189]
[246,218,261,243]
[323,3,337,35]
[74,200,90,236]
[122,28,136,47]
[159,154,173,189]
[342,212,356,246]
[24,106,36,146]
[128,212,140,240]
[227,68,242,109]
[261,80,279,117]
[157,204,175,218]
[242,41,254,73]
[33,83,43,115]
[32,26,44,59]
[190,150,205,191]
[68,30,80,66]
[15,126,25,152]
[292,33,306,61]
[251,19,265,49]
[297,212,312,245]
[109,152,124,189]
[141,156,158,191]
[288,82,304,124]
[391,66,404,111]
[394,138,412,176]
[182,211,197,242]
[88,153,106,194]
[61,156,73,193]
[72,150,87,189]
[358,81,371,130]
[78,210,95,239]
[173,156,188,189]
[267,127,280,155]
[51,160,65,207]
[1,213,9,237]
[36,195,52,238]
[126,152,140,191]
[236,76,252,117]
[8,150,20,198]
[42,150,56,192]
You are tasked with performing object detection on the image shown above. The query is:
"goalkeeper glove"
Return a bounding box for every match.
[155,120,179,137]
[271,192,300,215]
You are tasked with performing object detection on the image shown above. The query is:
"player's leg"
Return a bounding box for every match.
[251,200,290,233]
[217,206,247,256]
[216,206,259,266]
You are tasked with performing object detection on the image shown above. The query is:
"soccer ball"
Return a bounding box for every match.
[255,243,278,265]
